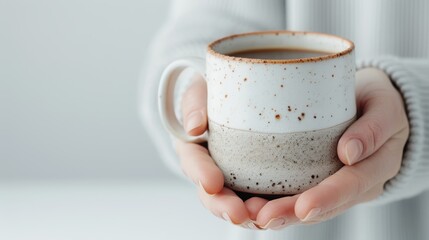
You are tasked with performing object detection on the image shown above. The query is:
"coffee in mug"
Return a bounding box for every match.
[229,48,332,60]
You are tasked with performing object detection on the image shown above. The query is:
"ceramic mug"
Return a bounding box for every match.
[158,31,356,195]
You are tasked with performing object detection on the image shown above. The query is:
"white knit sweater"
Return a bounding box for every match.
[140,1,429,239]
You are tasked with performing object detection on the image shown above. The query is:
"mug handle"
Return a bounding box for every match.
[158,57,208,143]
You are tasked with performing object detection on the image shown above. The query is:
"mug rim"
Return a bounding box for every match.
[207,30,355,64]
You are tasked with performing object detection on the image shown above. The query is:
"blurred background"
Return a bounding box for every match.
[0,0,226,239]
[0,0,168,180]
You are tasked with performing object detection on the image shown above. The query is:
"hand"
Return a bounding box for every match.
[175,74,260,229]
[252,68,410,230]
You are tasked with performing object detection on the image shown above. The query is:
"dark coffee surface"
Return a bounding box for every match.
[228,48,332,60]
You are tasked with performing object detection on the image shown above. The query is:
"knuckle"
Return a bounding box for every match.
[372,185,384,199]
[364,118,384,152]
[375,184,385,195]
[383,141,404,180]
[403,124,410,138]
[361,185,384,203]
[181,96,204,115]
[345,167,371,198]
[181,96,199,114]
[182,85,200,103]
[181,80,206,107]
[387,156,402,180]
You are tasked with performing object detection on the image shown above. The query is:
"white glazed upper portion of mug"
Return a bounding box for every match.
[206,32,356,133]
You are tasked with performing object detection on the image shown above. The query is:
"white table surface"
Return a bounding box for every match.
[0,180,229,240]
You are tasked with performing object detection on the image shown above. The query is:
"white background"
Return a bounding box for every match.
[0,0,171,180]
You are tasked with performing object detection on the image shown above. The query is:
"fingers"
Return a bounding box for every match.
[178,142,256,227]
[253,183,384,230]
[255,195,301,230]
[179,76,258,228]
[302,183,384,224]
[244,197,269,221]
[338,68,407,165]
[295,137,404,222]
[177,143,259,229]
[176,141,224,195]
[198,187,254,226]
[181,74,207,136]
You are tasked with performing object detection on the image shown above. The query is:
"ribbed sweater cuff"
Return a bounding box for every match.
[358,56,429,205]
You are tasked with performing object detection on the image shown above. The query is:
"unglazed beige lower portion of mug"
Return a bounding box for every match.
[208,117,355,195]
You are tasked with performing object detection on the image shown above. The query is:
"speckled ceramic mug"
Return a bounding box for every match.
[159,31,356,195]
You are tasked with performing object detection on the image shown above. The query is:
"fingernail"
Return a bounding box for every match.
[198,180,214,196]
[345,139,363,165]
[241,220,259,230]
[185,111,203,133]
[262,217,287,230]
[302,208,321,222]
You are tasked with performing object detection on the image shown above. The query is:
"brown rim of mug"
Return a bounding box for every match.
[207,30,355,64]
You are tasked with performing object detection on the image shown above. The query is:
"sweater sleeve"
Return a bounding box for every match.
[139,0,285,177]
[358,56,429,205]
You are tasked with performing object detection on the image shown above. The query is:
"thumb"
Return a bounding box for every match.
[338,68,405,165]
[182,74,208,136]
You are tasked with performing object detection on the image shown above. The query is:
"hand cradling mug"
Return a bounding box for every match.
[159,31,356,196]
